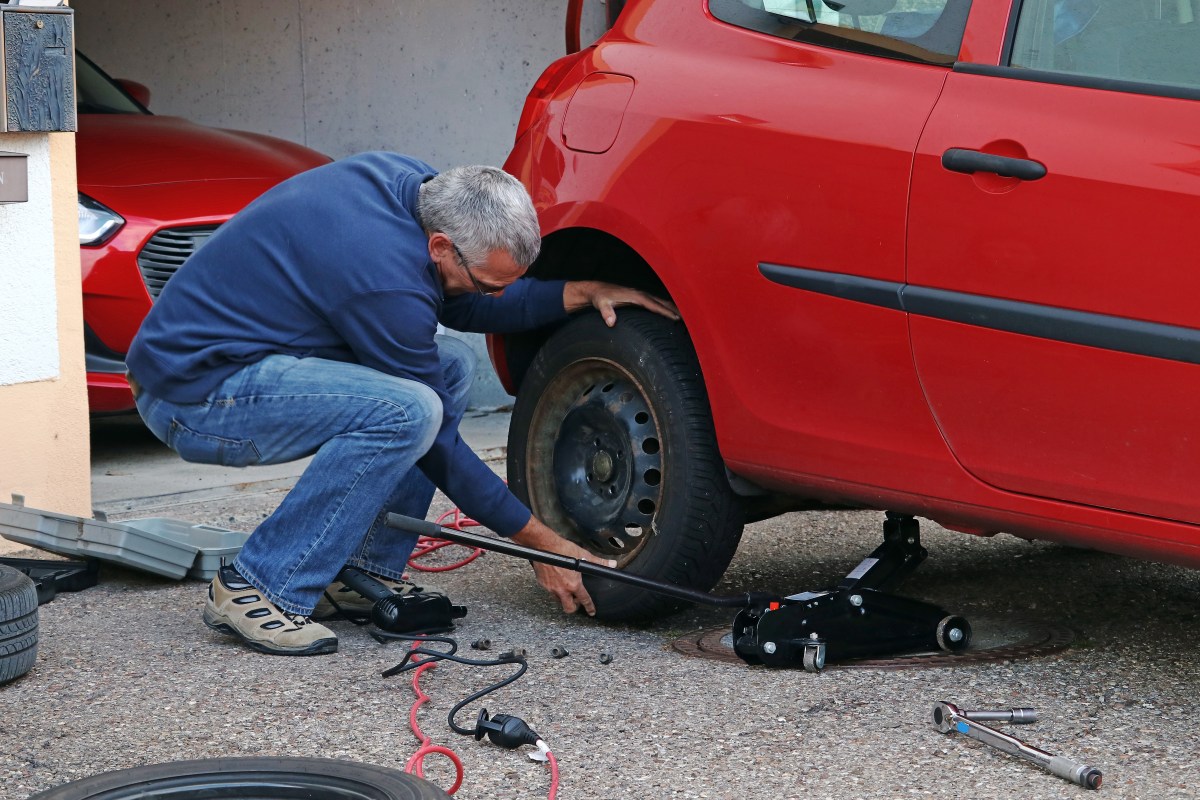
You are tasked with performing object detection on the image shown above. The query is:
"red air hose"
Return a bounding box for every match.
[546,750,560,798]
[404,658,465,794]
[407,509,486,572]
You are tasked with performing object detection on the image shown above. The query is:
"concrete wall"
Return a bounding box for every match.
[0,132,92,537]
[72,0,609,408]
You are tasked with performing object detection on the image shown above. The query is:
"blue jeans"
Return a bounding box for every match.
[135,335,475,615]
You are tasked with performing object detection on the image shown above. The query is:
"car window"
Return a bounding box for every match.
[1010,0,1200,92]
[76,51,148,115]
[708,0,972,65]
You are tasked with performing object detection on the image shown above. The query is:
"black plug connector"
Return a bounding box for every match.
[474,708,541,749]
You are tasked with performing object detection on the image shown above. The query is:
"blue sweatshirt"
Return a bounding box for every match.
[127,152,567,536]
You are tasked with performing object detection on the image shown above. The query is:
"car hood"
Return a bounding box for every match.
[77,113,329,189]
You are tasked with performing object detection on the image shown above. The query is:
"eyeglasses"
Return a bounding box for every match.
[451,242,504,297]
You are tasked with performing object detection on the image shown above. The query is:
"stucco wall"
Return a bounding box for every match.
[72,0,608,407]
[0,132,92,534]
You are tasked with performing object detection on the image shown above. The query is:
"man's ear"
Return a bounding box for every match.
[427,231,452,262]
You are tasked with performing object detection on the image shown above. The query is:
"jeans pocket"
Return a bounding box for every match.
[167,419,261,467]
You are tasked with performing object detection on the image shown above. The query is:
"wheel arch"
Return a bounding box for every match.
[495,220,821,523]
[495,221,683,393]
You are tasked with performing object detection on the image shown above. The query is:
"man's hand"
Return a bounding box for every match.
[563,280,680,327]
[510,516,615,616]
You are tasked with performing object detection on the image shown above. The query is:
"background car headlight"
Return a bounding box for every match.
[78,193,124,246]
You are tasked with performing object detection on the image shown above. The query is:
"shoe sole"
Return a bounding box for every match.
[202,607,338,657]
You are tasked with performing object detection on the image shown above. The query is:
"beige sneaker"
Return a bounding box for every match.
[312,572,428,620]
[202,566,337,656]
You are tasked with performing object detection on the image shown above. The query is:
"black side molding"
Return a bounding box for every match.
[759,264,1200,366]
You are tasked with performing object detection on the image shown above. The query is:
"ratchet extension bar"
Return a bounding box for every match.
[385,513,778,609]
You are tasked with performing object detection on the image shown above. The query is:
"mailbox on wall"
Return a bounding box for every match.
[0,4,75,133]
[0,150,27,202]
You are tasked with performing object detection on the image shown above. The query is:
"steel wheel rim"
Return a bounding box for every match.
[527,359,663,561]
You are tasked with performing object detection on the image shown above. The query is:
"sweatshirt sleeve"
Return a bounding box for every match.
[440,277,569,333]
[327,289,532,536]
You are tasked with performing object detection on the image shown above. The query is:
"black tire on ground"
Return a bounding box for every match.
[0,564,38,686]
[27,757,450,800]
[508,310,744,622]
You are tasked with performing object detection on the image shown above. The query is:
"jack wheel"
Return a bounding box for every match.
[936,615,972,652]
[802,640,827,673]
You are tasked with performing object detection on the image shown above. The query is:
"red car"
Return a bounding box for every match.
[77,52,330,413]
[493,0,1200,620]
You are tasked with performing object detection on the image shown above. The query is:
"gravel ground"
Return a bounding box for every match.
[2,468,1199,799]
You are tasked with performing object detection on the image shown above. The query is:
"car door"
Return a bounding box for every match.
[671,0,972,493]
[907,0,1200,524]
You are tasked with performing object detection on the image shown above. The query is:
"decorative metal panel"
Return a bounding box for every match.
[1,7,76,132]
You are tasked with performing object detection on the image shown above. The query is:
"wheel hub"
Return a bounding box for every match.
[591,450,615,482]
[551,376,662,555]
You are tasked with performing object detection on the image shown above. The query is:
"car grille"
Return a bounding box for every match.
[137,225,221,299]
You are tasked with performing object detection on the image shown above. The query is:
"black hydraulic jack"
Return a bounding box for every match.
[732,512,971,671]
[386,511,970,672]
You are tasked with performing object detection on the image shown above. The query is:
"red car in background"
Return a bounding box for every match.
[77,52,329,413]
[493,0,1200,620]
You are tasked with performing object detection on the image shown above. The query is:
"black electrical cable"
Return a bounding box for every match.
[382,635,531,739]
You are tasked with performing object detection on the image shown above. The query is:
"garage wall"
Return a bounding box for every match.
[71,0,608,408]
[0,133,92,530]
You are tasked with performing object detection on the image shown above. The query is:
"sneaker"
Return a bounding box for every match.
[312,572,429,620]
[202,566,338,656]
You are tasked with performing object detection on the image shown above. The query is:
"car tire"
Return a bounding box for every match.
[26,757,450,799]
[508,310,744,621]
[0,564,39,686]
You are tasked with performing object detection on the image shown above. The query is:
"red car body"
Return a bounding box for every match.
[492,0,1200,601]
[77,54,329,413]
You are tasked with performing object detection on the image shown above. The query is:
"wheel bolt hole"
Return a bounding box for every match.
[608,486,617,496]
[642,438,660,455]
[644,468,661,486]
[638,499,656,515]
[634,411,650,425]
[586,473,594,482]
[594,438,602,447]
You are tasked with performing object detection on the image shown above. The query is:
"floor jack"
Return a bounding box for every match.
[385,511,971,672]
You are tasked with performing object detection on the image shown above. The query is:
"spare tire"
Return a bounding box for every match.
[27,757,450,800]
[0,564,38,686]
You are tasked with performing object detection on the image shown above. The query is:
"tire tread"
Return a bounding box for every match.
[0,564,39,685]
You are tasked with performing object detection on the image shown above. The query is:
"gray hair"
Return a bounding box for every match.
[417,166,541,268]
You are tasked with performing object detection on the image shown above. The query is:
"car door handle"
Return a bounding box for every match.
[941,148,1047,181]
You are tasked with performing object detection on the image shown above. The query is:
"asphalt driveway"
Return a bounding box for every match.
[1,414,1197,799]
